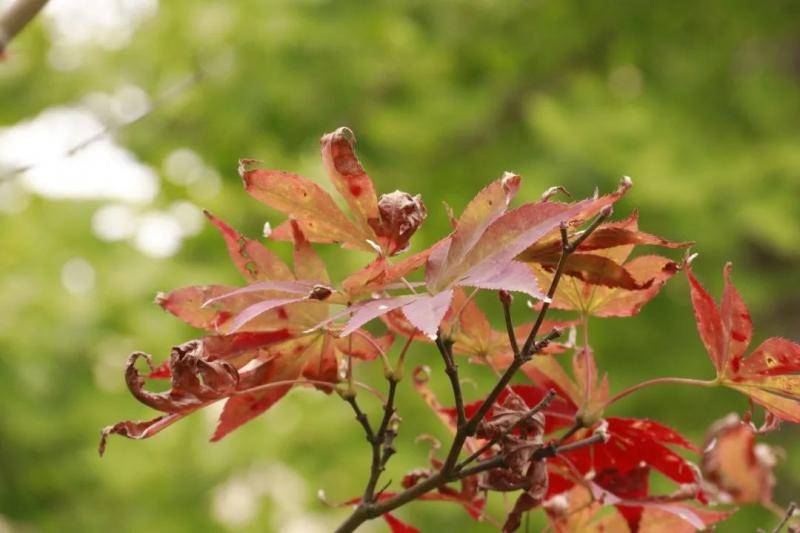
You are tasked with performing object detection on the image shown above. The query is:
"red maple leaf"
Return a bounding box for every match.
[525,211,686,317]
[686,261,800,422]
[240,127,427,256]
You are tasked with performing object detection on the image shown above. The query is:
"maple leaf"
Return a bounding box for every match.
[239,127,427,256]
[330,176,633,340]
[546,484,731,532]
[524,211,686,317]
[521,339,609,426]
[382,513,419,533]
[686,261,800,422]
[548,418,702,531]
[381,288,575,364]
[101,216,393,451]
[700,413,777,505]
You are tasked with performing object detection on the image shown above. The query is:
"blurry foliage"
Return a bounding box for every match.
[1,0,799,531]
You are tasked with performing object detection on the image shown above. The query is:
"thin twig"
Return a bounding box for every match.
[603,376,718,408]
[362,377,399,502]
[436,335,466,428]
[499,290,519,358]
[533,432,607,461]
[773,502,797,533]
[0,0,49,53]
[0,67,204,184]
[343,394,375,445]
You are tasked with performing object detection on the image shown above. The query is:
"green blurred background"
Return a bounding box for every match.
[1,1,799,531]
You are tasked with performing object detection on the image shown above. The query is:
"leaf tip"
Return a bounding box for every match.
[154,291,168,307]
[237,158,261,182]
[326,126,356,146]
[541,185,571,202]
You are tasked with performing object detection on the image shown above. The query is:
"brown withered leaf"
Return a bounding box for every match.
[369,190,428,255]
[701,413,776,505]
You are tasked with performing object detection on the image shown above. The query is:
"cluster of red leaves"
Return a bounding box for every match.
[102,127,800,533]
[398,214,792,531]
[102,127,633,450]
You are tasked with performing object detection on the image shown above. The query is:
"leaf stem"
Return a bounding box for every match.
[604,376,718,408]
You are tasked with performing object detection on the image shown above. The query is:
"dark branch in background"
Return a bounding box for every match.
[336,210,611,532]
[0,0,49,54]
[0,66,205,184]
[772,502,797,533]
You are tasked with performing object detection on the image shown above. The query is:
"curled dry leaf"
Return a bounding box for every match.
[701,413,776,505]
[125,341,238,414]
[686,261,800,422]
[102,213,395,451]
[370,190,428,255]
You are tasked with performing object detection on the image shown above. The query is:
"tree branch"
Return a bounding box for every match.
[342,394,375,445]
[362,377,399,502]
[772,501,797,533]
[0,0,49,54]
[0,66,204,184]
[436,335,466,428]
[499,290,519,358]
[532,431,607,461]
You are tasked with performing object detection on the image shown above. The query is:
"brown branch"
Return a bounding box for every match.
[362,377,399,503]
[436,335,466,428]
[773,502,797,533]
[0,0,49,54]
[499,290,520,357]
[335,422,608,532]
[0,66,204,184]
[334,455,506,533]
[342,394,375,445]
[532,431,607,461]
